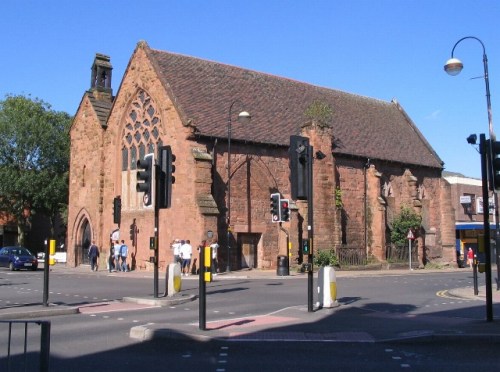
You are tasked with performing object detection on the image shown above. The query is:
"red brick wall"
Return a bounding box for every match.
[68,44,455,271]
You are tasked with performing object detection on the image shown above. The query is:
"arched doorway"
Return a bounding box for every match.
[76,218,92,266]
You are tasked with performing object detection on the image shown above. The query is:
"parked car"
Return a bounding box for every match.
[0,246,38,271]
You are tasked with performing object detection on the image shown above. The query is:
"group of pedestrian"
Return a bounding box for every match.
[171,238,219,276]
[108,240,129,273]
[171,239,193,275]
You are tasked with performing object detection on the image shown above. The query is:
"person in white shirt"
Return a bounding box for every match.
[171,239,181,264]
[180,240,192,276]
[210,240,219,275]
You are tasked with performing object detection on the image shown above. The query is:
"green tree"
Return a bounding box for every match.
[390,205,422,246]
[0,95,71,245]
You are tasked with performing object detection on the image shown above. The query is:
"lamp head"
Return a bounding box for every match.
[315,150,326,160]
[466,134,477,145]
[444,57,463,76]
[237,111,251,124]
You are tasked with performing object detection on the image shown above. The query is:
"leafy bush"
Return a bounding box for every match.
[391,205,422,246]
[313,249,339,267]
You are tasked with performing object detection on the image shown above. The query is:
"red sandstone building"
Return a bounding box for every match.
[67,41,456,271]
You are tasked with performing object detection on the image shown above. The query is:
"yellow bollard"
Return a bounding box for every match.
[317,266,339,308]
[168,263,182,296]
[330,268,337,302]
[49,240,56,265]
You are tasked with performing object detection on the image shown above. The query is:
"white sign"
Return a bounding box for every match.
[476,197,495,214]
[460,195,472,204]
[407,229,415,240]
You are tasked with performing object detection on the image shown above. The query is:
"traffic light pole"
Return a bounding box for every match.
[153,164,160,298]
[480,134,493,321]
[307,144,314,313]
[199,246,207,330]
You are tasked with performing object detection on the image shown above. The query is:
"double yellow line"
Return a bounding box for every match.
[436,290,455,299]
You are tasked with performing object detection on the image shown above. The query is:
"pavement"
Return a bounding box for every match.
[2,265,500,343]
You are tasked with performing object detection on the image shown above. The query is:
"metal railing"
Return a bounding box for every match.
[386,243,418,266]
[336,246,367,266]
[0,320,50,372]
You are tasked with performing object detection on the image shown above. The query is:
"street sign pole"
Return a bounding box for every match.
[407,229,414,271]
[409,239,412,270]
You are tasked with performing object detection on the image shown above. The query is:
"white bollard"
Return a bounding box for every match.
[167,263,182,296]
[317,266,338,308]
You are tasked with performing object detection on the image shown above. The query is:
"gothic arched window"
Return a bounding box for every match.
[121,90,162,167]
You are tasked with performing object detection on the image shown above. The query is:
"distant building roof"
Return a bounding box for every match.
[443,171,482,185]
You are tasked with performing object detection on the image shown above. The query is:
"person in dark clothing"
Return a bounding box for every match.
[88,241,100,272]
[108,244,115,272]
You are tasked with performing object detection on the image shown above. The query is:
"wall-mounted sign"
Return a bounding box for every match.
[460,195,472,204]
[476,196,495,214]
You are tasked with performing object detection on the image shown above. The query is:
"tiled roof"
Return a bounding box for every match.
[87,91,112,128]
[145,45,443,169]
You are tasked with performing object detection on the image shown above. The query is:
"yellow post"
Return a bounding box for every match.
[49,240,56,265]
[204,246,212,282]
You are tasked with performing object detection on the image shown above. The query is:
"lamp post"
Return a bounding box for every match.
[444,36,494,140]
[226,100,251,272]
[445,36,496,320]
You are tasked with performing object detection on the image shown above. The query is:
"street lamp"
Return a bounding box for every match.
[444,36,494,140]
[444,36,496,321]
[226,100,251,272]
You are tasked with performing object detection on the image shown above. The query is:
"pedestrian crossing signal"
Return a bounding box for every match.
[280,199,290,222]
[270,193,280,222]
[302,239,310,254]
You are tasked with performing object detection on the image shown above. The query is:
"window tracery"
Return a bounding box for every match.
[121,90,162,169]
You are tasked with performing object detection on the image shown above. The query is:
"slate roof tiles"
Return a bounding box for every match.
[145,44,443,169]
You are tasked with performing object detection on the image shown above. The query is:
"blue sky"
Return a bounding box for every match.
[1,0,498,179]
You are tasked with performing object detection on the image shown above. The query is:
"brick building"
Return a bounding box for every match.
[444,171,497,263]
[67,41,456,271]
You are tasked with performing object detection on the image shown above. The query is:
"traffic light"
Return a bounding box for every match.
[158,145,176,209]
[129,223,136,243]
[280,199,290,222]
[113,196,121,225]
[149,236,157,250]
[136,153,154,207]
[270,193,281,222]
[302,239,310,254]
[289,135,310,200]
[490,141,500,190]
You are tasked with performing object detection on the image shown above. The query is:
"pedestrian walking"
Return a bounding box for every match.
[120,240,129,272]
[210,239,219,275]
[88,241,100,272]
[114,240,121,271]
[172,238,181,264]
[467,247,474,269]
[180,239,192,276]
[108,243,115,272]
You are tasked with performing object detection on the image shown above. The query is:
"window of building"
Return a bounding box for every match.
[120,89,163,208]
[121,89,162,167]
